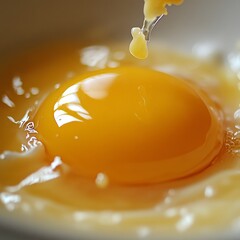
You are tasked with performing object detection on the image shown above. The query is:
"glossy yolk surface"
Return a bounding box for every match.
[34,66,223,185]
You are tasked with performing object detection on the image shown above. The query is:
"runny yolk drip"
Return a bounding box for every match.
[34,67,224,185]
[129,28,148,59]
[130,0,183,59]
[144,0,183,21]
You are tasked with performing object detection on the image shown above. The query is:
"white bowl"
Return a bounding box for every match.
[0,0,240,239]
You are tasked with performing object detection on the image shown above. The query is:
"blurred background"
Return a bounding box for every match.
[0,0,240,56]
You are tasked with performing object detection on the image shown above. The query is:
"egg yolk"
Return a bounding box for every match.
[34,67,224,185]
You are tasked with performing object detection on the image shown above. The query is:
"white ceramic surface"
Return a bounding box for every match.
[0,0,240,239]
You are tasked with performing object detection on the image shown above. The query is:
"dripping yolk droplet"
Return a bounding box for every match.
[34,67,224,185]
[129,0,184,59]
[129,28,148,60]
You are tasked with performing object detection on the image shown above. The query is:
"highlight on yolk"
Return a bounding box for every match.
[34,66,224,185]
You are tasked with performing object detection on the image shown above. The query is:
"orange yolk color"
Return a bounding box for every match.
[34,67,224,185]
